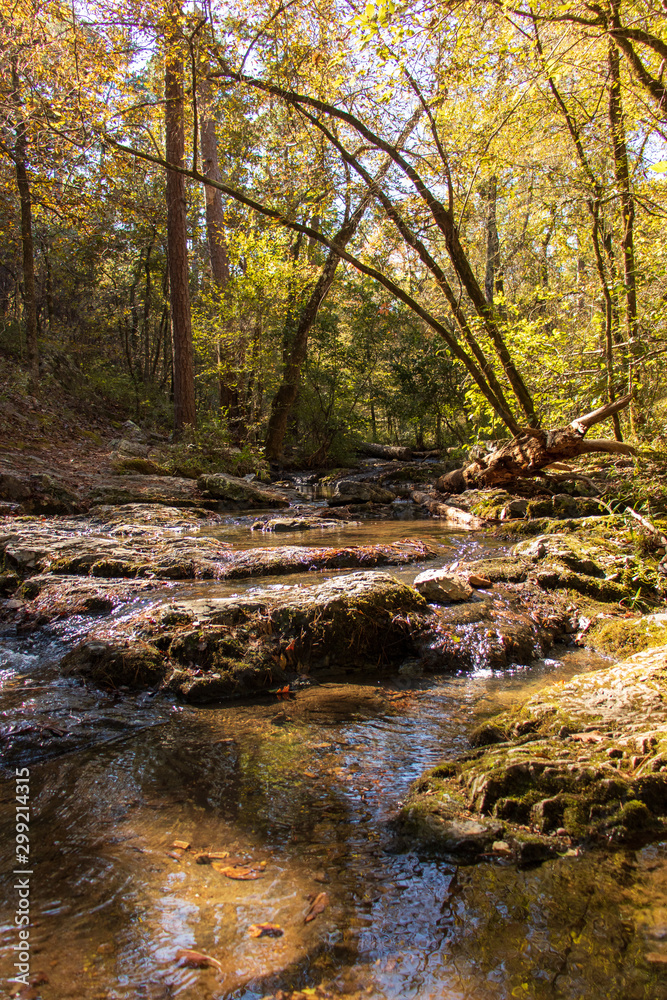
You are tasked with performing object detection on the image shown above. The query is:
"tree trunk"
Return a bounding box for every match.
[165,16,196,432]
[608,38,640,432]
[264,113,424,461]
[436,394,635,493]
[198,74,240,421]
[11,62,38,384]
[482,174,503,308]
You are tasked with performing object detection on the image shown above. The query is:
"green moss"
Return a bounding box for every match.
[90,559,141,578]
[468,490,516,519]
[614,799,654,833]
[587,615,667,658]
[111,457,170,476]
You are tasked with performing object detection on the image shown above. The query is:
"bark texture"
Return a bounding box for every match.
[11,63,38,383]
[165,29,196,431]
[437,395,635,493]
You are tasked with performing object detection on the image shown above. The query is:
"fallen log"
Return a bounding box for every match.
[437,395,635,493]
[359,442,413,461]
[410,491,491,530]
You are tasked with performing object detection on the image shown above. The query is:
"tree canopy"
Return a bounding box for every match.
[1,0,665,459]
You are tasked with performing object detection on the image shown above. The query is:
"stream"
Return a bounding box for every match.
[1,511,667,1000]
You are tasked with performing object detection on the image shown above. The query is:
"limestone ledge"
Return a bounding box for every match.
[399,644,667,860]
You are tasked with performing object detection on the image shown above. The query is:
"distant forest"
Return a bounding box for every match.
[1,0,666,461]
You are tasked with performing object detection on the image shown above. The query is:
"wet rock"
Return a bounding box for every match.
[400,644,667,855]
[251,517,356,533]
[10,575,172,626]
[86,504,222,528]
[416,586,567,671]
[61,571,431,698]
[0,516,434,584]
[62,639,165,686]
[327,479,396,506]
[198,472,289,508]
[398,791,504,855]
[413,568,473,603]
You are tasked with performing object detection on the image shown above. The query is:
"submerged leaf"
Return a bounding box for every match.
[248,922,284,938]
[304,891,330,923]
[174,949,222,971]
[213,863,265,880]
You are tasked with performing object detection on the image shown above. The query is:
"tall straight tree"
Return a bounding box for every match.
[165,4,196,431]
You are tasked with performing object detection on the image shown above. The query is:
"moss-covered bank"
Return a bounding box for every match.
[398,644,667,860]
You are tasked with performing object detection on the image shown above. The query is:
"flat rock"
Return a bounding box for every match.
[86,475,208,509]
[251,517,357,533]
[60,571,431,699]
[400,644,667,856]
[85,504,223,528]
[197,473,289,508]
[413,568,473,602]
[327,479,396,506]
[0,516,434,584]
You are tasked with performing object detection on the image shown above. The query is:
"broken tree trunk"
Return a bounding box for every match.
[437,394,635,494]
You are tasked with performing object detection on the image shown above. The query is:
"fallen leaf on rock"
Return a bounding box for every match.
[212,863,265,880]
[174,949,223,971]
[195,851,232,864]
[304,891,329,923]
[172,840,190,850]
[248,923,284,938]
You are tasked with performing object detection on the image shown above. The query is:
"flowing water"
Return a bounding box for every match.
[1,515,667,1000]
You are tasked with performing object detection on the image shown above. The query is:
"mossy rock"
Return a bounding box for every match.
[111,457,171,476]
[61,640,164,686]
[587,613,667,659]
[197,472,289,508]
[398,645,667,855]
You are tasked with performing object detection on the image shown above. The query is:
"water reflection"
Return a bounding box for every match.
[2,649,667,999]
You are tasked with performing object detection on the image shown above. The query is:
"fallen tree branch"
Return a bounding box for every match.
[437,394,635,493]
[410,491,491,529]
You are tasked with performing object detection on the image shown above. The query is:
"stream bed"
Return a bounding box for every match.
[1,514,667,1000]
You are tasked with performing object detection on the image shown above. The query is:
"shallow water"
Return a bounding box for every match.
[1,517,667,1000]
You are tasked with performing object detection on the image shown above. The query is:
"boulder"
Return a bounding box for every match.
[115,439,149,458]
[197,472,289,508]
[399,644,667,855]
[327,479,396,506]
[413,568,473,603]
[61,571,431,699]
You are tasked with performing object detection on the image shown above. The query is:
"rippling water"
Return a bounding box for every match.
[1,522,667,999]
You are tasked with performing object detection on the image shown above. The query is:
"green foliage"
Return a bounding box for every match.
[156,416,269,480]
